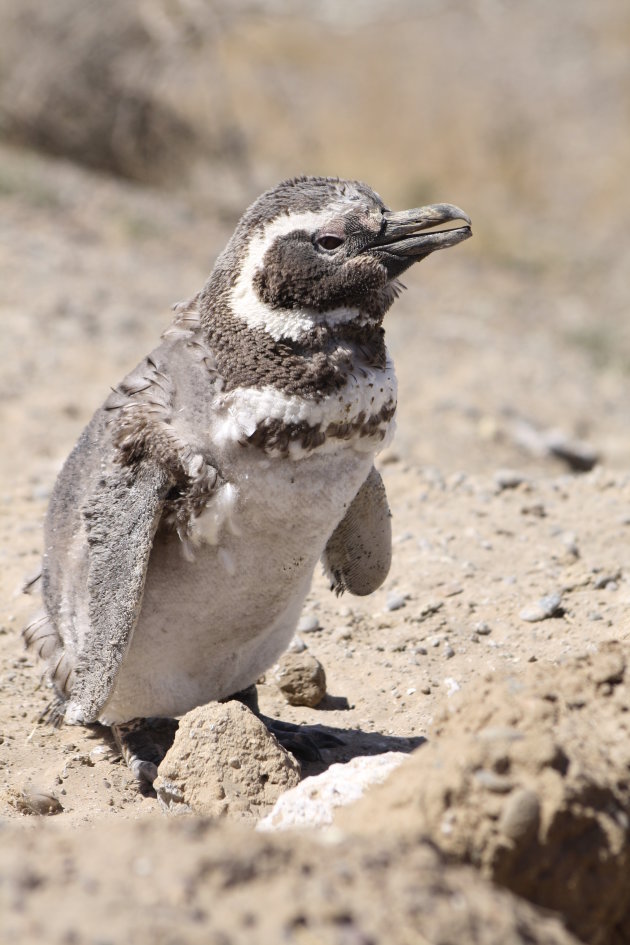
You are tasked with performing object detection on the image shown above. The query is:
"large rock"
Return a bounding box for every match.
[258,752,407,831]
[154,700,300,820]
[339,641,630,945]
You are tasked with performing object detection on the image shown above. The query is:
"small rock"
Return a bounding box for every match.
[545,432,599,472]
[444,645,455,659]
[273,650,327,707]
[332,626,353,643]
[519,592,563,623]
[494,469,527,491]
[377,448,400,465]
[593,572,620,590]
[561,532,580,558]
[88,744,118,766]
[444,677,461,697]
[521,502,546,517]
[154,702,300,820]
[287,635,307,654]
[297,614,320,634]
[16,786,63,816]
[418,601,443,619]
[257,753,408,831]
[499,788,541,841]
[475,622,492,636]
[473,769,514,793]
[385,591,407,612]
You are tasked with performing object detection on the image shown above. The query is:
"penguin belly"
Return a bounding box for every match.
[99,448,373,723]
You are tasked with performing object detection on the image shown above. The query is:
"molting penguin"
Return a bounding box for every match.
[25,176,471,781]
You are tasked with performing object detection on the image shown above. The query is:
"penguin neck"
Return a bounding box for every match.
[196,270,388,399]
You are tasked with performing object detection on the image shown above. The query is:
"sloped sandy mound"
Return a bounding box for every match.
[340,642,630,944]
[0,817,579,945]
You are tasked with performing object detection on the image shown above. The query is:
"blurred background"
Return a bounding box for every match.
[1,0,629,486]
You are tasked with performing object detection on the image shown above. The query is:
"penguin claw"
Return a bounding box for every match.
[111,717,178,788]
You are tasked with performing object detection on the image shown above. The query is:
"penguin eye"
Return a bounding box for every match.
[317,234,345,251]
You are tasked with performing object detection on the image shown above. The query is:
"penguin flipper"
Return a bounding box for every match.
[322,465,392,597]
[72,459,172,722]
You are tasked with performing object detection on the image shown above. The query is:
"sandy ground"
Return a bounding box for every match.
[1,137,629,943]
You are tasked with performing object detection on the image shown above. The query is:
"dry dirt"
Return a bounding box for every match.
[1,3,630,938]
[340,642,630,945]
[1,139,629,944]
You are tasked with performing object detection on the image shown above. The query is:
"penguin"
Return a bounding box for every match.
[24,176,471,781]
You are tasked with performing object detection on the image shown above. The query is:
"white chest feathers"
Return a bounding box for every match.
[211,350,397,460]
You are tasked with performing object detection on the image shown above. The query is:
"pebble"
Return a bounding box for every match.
[494,469,528,491]
[545,432,598,472]
[561,532,580,558]
[521,502,546,517]
[272,651,327,707]
[88,745,118,765]
[519,591,563,623]
[444,677,460,697]
[287,635,307,653]
[18,786,63,816]
[332,626,353,643]
[418,601,444,619]
[473,769,514,793]
[475,621,492,635]
[385,591,407,612]
[593,572,620,590]
[499,788,541,841]
[297,614,320,634]
[444,645,455,659]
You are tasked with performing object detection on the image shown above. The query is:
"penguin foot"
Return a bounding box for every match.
[111,717,178,787]
[260,716,344,763]
[226,685,344,762]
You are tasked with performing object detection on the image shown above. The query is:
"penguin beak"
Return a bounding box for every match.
[368,203,472,277]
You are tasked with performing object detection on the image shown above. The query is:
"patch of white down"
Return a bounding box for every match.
[190,482,240,547]
[231,209,371,342]
[213,351,398,459]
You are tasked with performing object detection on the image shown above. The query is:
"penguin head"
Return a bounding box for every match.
[206,176,471,342]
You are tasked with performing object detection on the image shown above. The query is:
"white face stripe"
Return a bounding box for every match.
[230,209,368,342]
[212,350,398,458]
